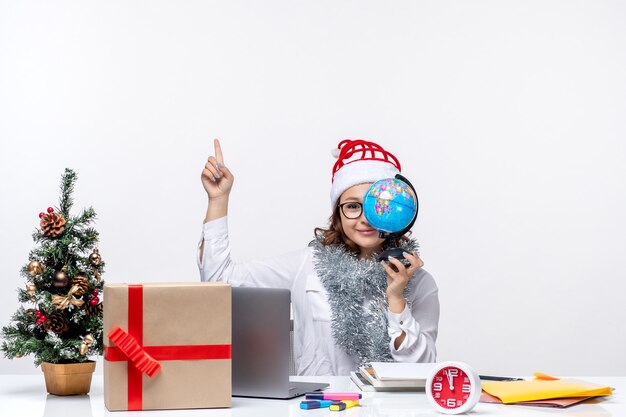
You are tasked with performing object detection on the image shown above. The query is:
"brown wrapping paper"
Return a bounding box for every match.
[103,283,231,411]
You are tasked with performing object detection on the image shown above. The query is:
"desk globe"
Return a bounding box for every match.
[363,175,419,262]
[363,177,417,234]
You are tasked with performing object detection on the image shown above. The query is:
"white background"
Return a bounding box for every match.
[1,1,625,376]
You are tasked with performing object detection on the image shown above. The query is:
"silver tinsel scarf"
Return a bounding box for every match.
[311,237,419,366]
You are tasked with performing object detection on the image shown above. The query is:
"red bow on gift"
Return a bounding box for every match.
[108,326,161,377]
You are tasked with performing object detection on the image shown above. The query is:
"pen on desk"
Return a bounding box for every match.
[300,400,333,410]
[329,400,360,411]
[305,392,362,401]
[479,375,525,381]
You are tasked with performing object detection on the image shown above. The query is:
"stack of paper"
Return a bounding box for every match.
[481,372,613,408]
[350,362,435,392]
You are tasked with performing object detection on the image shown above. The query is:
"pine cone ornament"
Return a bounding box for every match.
[40,212,66,238]
[43,313,70,334]
[71,275,89,295]
[85,302,103,317]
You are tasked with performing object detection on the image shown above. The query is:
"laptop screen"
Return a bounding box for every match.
[231,287,291,397]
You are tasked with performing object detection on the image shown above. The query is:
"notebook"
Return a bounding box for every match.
[370,361,436,381]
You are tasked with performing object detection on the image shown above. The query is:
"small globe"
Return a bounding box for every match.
[363,178,417,234]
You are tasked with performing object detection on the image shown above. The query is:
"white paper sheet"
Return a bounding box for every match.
[369,362,436,381]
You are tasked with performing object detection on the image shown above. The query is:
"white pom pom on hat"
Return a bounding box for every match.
[329,139,401,208]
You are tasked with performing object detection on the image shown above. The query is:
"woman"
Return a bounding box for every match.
[198,139,439,376]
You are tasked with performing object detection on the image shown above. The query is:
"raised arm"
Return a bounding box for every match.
[197,139,306,289]
[200,138,234,262]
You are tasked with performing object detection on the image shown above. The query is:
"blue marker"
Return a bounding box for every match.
[300,400,334,410]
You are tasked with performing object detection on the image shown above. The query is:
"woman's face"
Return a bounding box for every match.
[338,183,385,257]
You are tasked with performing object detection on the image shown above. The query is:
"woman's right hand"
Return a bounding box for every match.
[201,138,234,200]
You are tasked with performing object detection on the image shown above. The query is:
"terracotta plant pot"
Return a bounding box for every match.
[41,361,96,396]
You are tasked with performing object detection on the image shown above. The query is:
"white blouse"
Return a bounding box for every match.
[197,216,440,376]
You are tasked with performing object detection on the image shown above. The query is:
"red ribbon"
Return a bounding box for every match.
[107,326,161,377]
[105,284,231,411]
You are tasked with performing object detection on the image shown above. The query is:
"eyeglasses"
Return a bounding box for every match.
[338,201,363,219]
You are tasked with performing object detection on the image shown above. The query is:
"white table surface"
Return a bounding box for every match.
[0,374,621,417]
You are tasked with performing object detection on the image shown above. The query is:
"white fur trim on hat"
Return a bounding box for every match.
[330,159,399,208]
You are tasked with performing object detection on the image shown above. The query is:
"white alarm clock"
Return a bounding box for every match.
[425,361,482,414]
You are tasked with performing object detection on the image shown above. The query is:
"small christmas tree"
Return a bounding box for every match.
[2,168,105,365]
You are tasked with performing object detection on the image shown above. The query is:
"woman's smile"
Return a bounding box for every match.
[357,228,377,236]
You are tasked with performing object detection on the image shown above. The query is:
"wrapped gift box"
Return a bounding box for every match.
[103,283,231,411]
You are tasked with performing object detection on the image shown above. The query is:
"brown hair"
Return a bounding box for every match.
[314,207,361,255]
[314,206,410,256]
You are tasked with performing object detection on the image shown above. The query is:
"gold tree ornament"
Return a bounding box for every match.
[89,248,102,266]
[26,284,37,296]
[71,275,88,295]
[27,261,45,276]
[51,285,85,310]
[53,271,69,288]
[40,212,66,238]
[79,334,94,356]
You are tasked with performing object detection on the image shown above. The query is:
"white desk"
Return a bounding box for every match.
[0,375,621,417]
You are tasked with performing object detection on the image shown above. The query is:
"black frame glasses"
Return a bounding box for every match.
[338,201,363,219]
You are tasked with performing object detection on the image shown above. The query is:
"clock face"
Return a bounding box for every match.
[430,366,475,410]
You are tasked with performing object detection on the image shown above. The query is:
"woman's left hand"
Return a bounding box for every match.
[382,252,424,301]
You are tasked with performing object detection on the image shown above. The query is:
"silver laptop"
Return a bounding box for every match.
[232,287,329,398]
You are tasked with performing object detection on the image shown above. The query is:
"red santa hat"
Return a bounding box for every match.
[330,139,401,208]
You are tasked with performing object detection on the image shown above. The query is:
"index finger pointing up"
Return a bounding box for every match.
[214,138,224,164]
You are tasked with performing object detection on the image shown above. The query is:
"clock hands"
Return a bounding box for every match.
[445,370,455,391]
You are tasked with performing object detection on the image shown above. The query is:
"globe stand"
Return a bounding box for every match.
[376,236,409,264]
[372,174,419,265]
